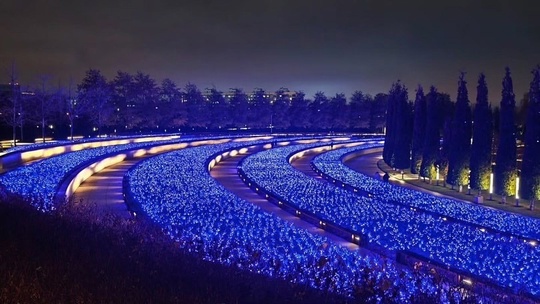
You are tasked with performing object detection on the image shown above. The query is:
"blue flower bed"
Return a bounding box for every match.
[125,140,460,302]
[1,133,182,155]
[240,144,540,297]
[0,135,249,211]
[312,146,540,241]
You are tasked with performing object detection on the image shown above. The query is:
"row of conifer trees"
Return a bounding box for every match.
[383,66,540,203]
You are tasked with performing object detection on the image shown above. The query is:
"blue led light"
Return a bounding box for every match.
[241,143,540,296]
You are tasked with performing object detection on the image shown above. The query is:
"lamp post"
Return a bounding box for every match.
[489,173,494,200]
[515,177,520,207]
[436,166,440,186]
[467,170,471,195]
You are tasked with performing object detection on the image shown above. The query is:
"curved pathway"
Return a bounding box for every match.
[68,142,375,253]
[343,151,469,201]
[72,157,154,219]
[210,148,361,251]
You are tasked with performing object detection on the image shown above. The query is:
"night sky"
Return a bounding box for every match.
[1,0,538,101]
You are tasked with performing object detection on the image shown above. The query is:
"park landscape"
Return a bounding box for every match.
[0,64,540,303]
[1,1,540,303]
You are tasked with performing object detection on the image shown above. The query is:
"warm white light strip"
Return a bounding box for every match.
[489,173,494,194]
[516,177,520,199]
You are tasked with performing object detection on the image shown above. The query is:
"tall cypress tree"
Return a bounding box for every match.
[447,72,472,190]
[470,73,493,195]
[410,86,427,174]
[520,66,540,207]
[436,93,454,186]
[438,117,453,186]
[495,67,517,202]
[420,86,440,180]
[383,86,397,165]
[389,81,412,169]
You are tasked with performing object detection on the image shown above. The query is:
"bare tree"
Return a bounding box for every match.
[27,75,56,143]
[0,64,22,146]
[77,69,113,137]
[65,78,88,140]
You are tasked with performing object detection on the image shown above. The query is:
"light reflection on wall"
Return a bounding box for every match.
[288,140,361,164]
[61,137,261,201]
[2,135,182,169]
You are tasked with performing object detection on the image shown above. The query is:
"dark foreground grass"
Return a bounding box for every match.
[1,196,493,303]
[0,198,358,304]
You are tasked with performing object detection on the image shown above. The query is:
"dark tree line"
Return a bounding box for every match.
[97,70,388,133]
[385,66,540,207]
[383,81,413,170]
[419,87,448,181]
[410,86,426,174]
[469,74,493,194]
[384,83,453,182]
[520,66,540,206]
[495,68,518,202]
[446,72,472,190]
[0,69,388,141]
[4,66,540,205]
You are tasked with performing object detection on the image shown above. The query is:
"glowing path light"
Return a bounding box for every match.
[489,173,494,200]
[245,143,540,297]
[312,145,540,241]
[515,177,520,206]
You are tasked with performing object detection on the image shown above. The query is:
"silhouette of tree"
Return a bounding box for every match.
[420,86,440,180]
[158,78,186,130]
[520,66,540,205]
[110,71,137,131]
[309,92,330,130]
[207,87,229,129]
[132,72,159,129]
[249,88,271,129]
[349,91,370,130]
[436,93,454,185]
[411,86,426,174]
[288,92,310,130]
[369,93,388,133]
[447,73,472,190]
[228,88,249,129]
[383,86,397,165]
[329,93,348,130]
[27,76,65,142]
[385,81,411,169]
[184,83,207,128]
[494,67,517,201]
[77,69,113,136]
[0,65,23,145]
[516,93,529,136]
[62,78,88,140]
[470,73,493,194]
[272,89,291,130]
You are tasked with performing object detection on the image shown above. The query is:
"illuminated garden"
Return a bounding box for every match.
[1,35,540,304]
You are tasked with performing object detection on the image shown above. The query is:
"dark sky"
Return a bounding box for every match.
[1,0,538,101]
